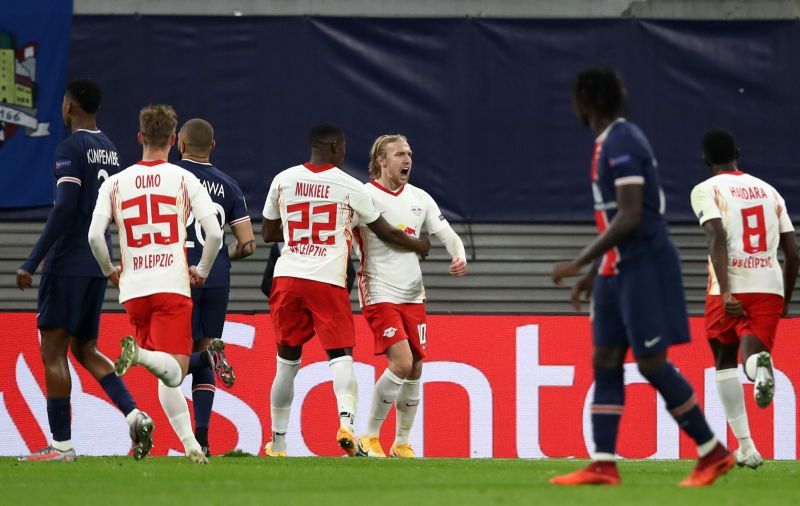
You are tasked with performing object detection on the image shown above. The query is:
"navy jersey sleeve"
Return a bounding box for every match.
[228,180,250,227]
[54,140,83,185]
[602,133,648,186]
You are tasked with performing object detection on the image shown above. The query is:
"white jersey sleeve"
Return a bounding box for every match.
[421,189,448,235]
[187,174,217,222]
[690,181,722,225]
[262,178,281,220]
[776,191,794,234]
[93,179,113,219]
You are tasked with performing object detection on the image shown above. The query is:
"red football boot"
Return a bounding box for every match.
[550,461,621,486]
[679,443,735,487]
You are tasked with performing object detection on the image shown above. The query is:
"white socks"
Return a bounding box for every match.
[395,378,421,445]
[366,369,405,436]
[136,348,183,387]
[716,368,756,452]
[270,356,300,453]
[329,355,358,432]
[157,379,199,453]
[51,439,72,451]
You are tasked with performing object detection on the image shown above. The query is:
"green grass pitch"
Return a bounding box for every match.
[2,456,799,505]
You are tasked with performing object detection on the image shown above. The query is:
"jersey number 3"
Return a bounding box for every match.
[286,202,337,246]
[741,205,767,254]
[122,194,178,248]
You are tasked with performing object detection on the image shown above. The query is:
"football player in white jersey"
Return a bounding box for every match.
[261,123,430,457]
[355,134,467,458]
[88,104,223,464]
[691,128,799,468]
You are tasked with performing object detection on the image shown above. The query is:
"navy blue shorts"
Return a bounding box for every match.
[591,241,691,358]
[191,286,229,342]
[37,274,107,342]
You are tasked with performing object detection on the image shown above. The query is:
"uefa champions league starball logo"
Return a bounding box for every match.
[0,30,50,148]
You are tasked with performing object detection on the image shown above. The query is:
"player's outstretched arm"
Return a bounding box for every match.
[701,218,744,316]
[16,183,81,289]
[262,218,283,243]
[552,183,642,284]
[367,215,431,258]
[779,231,800,316]
[229,220,257,260]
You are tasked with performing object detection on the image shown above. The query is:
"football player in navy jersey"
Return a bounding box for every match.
[549,68,733,487]
[176,118,255,456]
[16,79,153,461]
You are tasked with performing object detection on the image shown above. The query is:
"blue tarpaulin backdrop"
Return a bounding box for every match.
[6,16,800,222]
[0,0,71,208]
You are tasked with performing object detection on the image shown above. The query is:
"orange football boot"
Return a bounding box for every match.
[549,461,621,486]
[679,443,735,487]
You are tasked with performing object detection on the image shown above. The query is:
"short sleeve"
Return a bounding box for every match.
[262,178,281,220]
[228,180,251,226]
[54,141,82,186]
[93,178,113,218]
[188,175,216,222]
[350,185,380,225]
[690,183,722,225]
[421,190,448,235]
[603,135,646,186]
[776,192,795,234]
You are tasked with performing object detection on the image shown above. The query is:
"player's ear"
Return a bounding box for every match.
[210,139,216,153]
[168,132,177,147]
[137,131,144,146]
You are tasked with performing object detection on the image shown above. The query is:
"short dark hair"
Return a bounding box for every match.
[308,122,345,148]
[65,78,102,114]
[702,128,738,165]
[573,67,626,118]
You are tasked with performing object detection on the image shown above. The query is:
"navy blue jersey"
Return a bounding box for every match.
[44,130,121,277]
[591,119,670,276]
[177,159,250,287]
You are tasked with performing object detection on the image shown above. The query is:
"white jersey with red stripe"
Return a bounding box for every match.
[262,162,380,288]
[354,181,448,306]
[93,160,217,303]
[691,170,793,296]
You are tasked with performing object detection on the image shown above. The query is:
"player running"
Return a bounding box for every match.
[550,68,733,487]
[17,79,153,462]
[355,134,467,458]
[261,123,431,457]
[88,104,223,464]
[691,128,799,469]
[176,118,255,457]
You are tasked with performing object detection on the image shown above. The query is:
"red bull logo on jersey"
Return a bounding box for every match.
[0,30,50,148]
[397,224,416,236]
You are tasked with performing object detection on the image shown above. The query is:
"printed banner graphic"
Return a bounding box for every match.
[1,313,798,459]
[0,0,71,208]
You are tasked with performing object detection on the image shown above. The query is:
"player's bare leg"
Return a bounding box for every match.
[20,328,75,461]
[71,337,154,460]
[391,352,422,458]
[265,344,302,456]
[551,345,625,485]
[710,340,761,468]
[362,340,413,457]
[740,334,774,409]
[328,347,364,456]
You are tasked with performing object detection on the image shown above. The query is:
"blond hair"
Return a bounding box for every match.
[139,104,177,147]
[368,134,408,179]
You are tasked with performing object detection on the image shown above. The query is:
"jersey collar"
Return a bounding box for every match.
[596,117,626,143]
[137,160,167,167]
[303,162,336,173]
[370,179,405,196]
[719,169,745,176]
